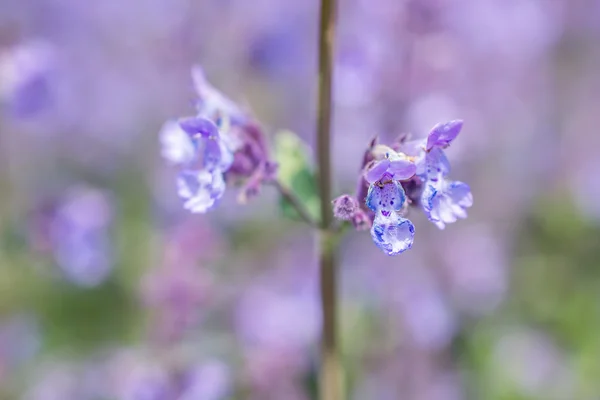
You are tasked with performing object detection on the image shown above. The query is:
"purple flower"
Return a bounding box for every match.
[161,67,277,211]
[38,186,114,287]
[0,40,55,117]
[412,120,474,229]
[422,180,473,230]
[180,361,231,400]
[160,116,233,213]
[370,214,415,255]
[365,177,415,255]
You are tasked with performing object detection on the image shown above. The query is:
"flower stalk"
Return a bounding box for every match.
[316,0,342,399]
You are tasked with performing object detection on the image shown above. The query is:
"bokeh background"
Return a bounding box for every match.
[1,0,600,399]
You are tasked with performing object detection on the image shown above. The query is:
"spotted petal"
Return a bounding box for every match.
[425,147,451,181]
[426,120,463,151]
[370,214,415,255]
[177,169,226,213]
[365,159,390,184]
[366,181,405,217]
[422,180,472,230]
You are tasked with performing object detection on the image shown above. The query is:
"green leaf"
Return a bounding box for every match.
[274,130,320,221]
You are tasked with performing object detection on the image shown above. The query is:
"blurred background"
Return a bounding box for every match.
[1,0,600,399]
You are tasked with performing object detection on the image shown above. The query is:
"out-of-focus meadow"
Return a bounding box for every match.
[1,0,600,399]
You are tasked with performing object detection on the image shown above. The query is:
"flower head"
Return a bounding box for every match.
[161,67,277,212]
[160,115,233,213]
[332,119,473,254]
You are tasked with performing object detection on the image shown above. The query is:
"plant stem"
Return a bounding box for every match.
[316,0,341,399]
[271,179,318,227]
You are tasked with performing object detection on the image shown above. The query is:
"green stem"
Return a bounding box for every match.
[271,179,318,227]
[316,0,341,399]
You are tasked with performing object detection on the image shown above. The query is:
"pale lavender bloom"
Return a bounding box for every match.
[235,260,320,392]
[48,186,114,287]
[422,180,473,230]
[397,120,473,230]
[180,361,232,400]
[0,40,55,117]
[160,116,233,213]
[370,214,415,256]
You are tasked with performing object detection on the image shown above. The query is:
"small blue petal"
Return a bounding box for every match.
[421,180,472,230]
[177,169,226,213]
[426,120,463,150]
[370,215,415,255]
[366,181,405,216]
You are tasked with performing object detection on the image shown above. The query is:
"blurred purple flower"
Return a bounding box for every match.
[160,115,233,213]
[32,186,114,287]
[179,360,231,400]
[161,67,279,211]
[235,261,320,392]
[142,219,218,343]
[0,40,55,117]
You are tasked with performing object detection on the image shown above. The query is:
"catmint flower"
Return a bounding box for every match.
[0,40,54,117]
[161,66,277,212]
[333,121,473,254]
[416,120,473,229]
[365,174,416,255]
[160,115,233,213]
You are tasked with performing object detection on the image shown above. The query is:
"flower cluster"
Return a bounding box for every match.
[160,67,277,213]
[333,120,473,255]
